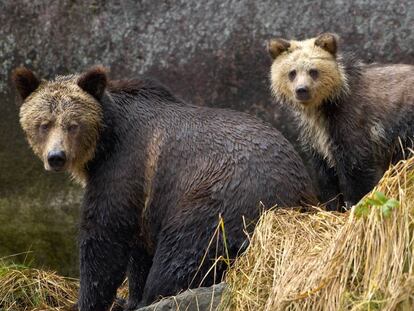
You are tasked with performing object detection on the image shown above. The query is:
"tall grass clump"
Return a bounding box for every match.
[0,260,78,311]
[224,157,414,311]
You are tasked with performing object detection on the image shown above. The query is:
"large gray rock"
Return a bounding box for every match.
[136,283,226,311]
[0,0,413,275]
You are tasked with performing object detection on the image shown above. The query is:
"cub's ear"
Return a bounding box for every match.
[315,33,339,56]
[78,65,108,100]
[267,38,291,60]
[12,67,41,100]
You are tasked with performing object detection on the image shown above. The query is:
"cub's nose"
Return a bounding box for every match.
[295,86,311,101]
[47,150,66,170]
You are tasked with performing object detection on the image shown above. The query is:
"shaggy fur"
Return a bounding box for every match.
[13,67,317,311]
[17,72,103,185]
[268,33,414,209]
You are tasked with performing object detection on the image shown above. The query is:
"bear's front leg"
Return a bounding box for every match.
[124,242,153,310]
[310,152,343,210]
[77,190,139,311]
[336,153,380,206]
[78,226,132,311]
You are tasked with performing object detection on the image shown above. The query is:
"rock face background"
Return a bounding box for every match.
[0,0,413,276]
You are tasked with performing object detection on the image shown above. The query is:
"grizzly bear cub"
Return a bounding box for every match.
[268,33,414,209]
[13,66,316,311]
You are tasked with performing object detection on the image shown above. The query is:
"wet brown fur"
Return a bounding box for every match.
[268,33,414,207]
[15,71,103,186]
[269,34,348,110]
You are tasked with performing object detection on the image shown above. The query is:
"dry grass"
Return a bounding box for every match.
[224,157,414,311]
[0,262,78,311]
[0,263,132,311]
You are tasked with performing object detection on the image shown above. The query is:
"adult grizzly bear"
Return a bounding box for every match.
[268,33,414,209]
[13,66,316,310]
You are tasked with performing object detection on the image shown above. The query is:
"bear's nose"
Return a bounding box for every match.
[47,150,67,170]
[295,86,311,101]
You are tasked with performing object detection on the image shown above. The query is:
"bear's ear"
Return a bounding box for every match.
[315,33,339,56]
[12,67,41,101]
[77,66,108,100]
[267,38,291,60]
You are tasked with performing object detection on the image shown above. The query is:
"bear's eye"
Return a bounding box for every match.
[309,69,319,80]
[288,70,296,81]
[68,123,79,133]
[39,123,50,132]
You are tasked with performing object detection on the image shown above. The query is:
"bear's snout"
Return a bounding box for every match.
[295,86,311,101]
[47,150,67,171]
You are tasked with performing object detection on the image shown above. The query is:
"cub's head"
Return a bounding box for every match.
[268,33,347,108]
[12,66,107,185]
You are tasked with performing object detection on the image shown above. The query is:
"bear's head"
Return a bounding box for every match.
[268,33,347,108]
[12,66,107,185]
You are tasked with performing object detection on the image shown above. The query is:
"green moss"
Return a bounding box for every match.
[0,185,81,277]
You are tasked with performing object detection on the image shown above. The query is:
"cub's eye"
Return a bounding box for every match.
[288,70,296,81]
[39,123,50,132]
[68,124,79,133]
[309,69,319,80]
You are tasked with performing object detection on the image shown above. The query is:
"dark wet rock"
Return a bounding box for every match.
[135,283,226,311]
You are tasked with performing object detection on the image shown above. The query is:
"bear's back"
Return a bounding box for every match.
[102,78,316,212]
